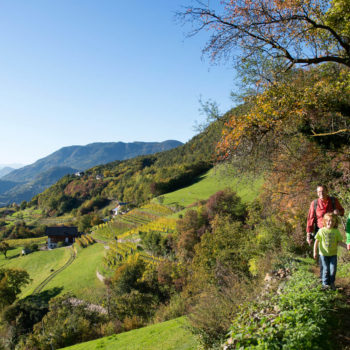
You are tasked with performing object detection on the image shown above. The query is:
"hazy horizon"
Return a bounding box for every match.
[0,1,236,165]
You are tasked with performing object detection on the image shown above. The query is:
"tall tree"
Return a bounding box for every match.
[179,0,350,70]
[0,268,30,309]
[0,241,10,259]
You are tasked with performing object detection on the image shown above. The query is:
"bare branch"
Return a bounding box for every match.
[178,2,350,70]
[311,129,350,137]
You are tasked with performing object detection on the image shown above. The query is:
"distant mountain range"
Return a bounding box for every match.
[0,167,16,178]
[0,163,24,178]
[0,140,182,206]
[0,163,24,169]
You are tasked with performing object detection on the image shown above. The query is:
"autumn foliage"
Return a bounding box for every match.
[181,0,350,69]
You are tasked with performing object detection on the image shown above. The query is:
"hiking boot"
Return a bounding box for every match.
[330,283,336,291]
[322,285,330,290]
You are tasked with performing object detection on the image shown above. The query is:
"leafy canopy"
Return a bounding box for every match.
[0,268,30,309]
[179,0,350,70]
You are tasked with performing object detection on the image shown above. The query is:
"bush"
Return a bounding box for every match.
[25,294,107,349]
[30,243,39,251]
[206,188,247,222]
[123,315,144,331]
[153,293,187,323]
[1,295,49,347]
[139,231,173,257]
[188,273,256,349]
[225,264,336,349]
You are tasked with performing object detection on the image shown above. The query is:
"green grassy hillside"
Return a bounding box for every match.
[62,317,197,350]
[156,166,263,216]
[0,246,71,297]
[42,243,106,301]
[0,241,106,301]
[31,114,226,215]
[1,165,261,303]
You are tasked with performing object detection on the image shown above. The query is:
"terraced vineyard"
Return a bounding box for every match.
[4,236,47,247]
[92,204,175,241]
[105,240,165,268]
[117,217,176,240]
[97,204,177,270]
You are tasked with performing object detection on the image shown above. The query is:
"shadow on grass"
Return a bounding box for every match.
[7,253,20,259]
[162,173,208,198]
[26,286,64,304]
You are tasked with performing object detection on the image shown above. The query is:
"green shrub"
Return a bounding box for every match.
[153,293,187,323]
[225,266,336,349]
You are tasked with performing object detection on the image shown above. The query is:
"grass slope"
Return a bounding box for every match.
[157,166,262,216]
[63,317,197,350]
[1,242,106,301]
[0,246,71,297]
[43,243,106,302]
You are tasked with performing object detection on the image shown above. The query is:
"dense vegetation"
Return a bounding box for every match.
[26,116,225,220]
[0,1,350,349]
[0,141,182,206]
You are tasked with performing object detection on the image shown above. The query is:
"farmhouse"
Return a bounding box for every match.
[112,202,128,216]
[46,226,80,249]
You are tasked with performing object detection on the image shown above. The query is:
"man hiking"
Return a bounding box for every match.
[306,185,344,245]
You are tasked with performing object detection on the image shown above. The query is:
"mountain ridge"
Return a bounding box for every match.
[0,140,182,205]
[3,140,182,183]
[0,167,15,178]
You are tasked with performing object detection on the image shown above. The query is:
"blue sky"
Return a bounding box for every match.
[0,1,236,165]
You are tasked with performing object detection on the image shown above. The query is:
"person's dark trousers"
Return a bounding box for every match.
[319,255,337,286]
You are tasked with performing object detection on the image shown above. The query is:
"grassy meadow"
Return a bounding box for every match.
[62,317,198,350]
[156,166,263,217]
[0,241,107,301]
[0,246,71,297]
[42,243,107,301]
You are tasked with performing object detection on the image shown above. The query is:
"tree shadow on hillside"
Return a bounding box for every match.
[164,174,208,207]
[7,253,20,259]
[186,173,207,187]
[27,287,64,304]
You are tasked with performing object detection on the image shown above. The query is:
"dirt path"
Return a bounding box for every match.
[32,247,76,295]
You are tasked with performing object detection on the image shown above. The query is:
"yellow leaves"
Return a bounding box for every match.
[217,66,350,161]
[248,258,259,276]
